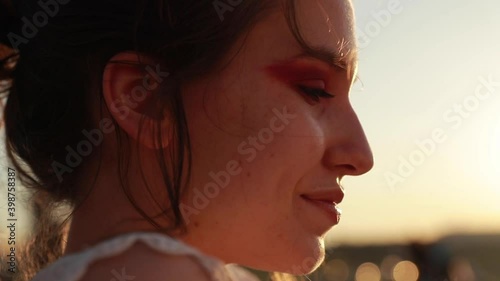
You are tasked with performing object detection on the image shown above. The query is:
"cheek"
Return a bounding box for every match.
[220,80,326,196]
[182,71,326,216]
[224,114,325,207]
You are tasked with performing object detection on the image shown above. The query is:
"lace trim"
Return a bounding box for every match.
[31,232,235,281]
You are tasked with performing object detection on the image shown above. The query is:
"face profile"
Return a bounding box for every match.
[0,0,373,280]
[173,0,373,274]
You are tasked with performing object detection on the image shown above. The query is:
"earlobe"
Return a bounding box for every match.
[102,51,172,149]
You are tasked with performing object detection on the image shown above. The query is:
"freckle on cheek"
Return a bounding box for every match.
[246,172,251,177]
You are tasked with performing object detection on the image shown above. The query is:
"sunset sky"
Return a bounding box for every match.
[1,0,499,248]
[328,0,500,245]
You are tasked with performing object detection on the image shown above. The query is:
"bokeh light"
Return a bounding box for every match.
[355,262,381,281]
[393,260,419,281]
[380,254,402,280]
[322,259,350,281]
[448,257,476,281]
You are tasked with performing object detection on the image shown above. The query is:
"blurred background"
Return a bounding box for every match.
[1,0,499,280]
[256,0,500,280]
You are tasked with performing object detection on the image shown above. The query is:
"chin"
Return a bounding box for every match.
[291,249,325,275]
[276,237,327,275]
[241,232,327,275]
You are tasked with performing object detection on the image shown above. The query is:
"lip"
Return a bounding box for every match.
[301,195,342,225]
[301,187,345,204]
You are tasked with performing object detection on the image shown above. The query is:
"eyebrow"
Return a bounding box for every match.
[292,46,359,82]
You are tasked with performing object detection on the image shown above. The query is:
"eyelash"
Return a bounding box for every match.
[297,85,335,103]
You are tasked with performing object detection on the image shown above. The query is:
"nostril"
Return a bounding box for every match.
[338,164,357,175]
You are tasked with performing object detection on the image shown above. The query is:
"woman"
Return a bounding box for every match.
[0,0,373,280]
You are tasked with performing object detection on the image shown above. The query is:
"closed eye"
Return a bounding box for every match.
[297,85,335,104]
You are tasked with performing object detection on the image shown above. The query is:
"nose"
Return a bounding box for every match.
[321,108,374,176]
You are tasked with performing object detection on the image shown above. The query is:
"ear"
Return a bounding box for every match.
[102,51,172,149]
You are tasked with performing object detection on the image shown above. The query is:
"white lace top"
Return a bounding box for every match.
[31,232,260,281]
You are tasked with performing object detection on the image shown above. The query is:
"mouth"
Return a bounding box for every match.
[300,195,342,225]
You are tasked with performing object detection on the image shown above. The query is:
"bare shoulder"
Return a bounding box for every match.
[78,241,213,281]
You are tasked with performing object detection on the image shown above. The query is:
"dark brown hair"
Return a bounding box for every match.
[0,0,322,280]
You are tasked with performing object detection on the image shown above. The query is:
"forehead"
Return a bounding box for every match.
[216,0,358,80]
[292,0,357,64]
[294,0,356,39]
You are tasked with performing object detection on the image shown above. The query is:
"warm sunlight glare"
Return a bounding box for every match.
[484,117,500,195]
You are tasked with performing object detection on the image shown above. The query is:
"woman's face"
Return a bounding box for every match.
[178,0,373,274]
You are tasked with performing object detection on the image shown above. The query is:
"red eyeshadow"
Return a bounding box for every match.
[264,60,329,84]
